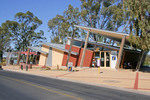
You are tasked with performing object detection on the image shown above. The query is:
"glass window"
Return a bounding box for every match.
[101,52,105,67]
[106,52,110,67]
[82,43,95,48]
[73,40,82,47]
[95,52,100,58]
[87,44,94,48]
[82,43,85,47]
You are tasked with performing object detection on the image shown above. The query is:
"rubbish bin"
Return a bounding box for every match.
[26,65,28,71]
[21,65,23,70]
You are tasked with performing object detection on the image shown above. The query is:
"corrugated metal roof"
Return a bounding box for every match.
[74,25,130,45]
[67,37,120,51]
[42,42,66,49]
[42,42,78,55]
[28,46,48,54]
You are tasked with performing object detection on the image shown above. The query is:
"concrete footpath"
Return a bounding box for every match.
[2,65,150,95]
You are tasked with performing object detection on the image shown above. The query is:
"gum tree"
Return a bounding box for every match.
[123,0,150,70]
[3,11,46,64]
[0,26,11,62]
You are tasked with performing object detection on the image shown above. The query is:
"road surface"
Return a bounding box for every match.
[0,70,149,100]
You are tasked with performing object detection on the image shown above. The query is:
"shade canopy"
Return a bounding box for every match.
[74,25,130,45]
[21,51,37,55]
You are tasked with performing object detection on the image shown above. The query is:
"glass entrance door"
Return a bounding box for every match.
[106,52,110,67]
[100,52,105,67]
[100,51,110,67]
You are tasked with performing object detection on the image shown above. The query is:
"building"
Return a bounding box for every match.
[27,25,142,69]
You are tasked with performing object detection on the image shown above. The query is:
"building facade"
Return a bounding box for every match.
[27,25,142,69]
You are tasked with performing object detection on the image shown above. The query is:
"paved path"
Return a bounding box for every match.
[3,65,150,93]
[0,70,150,100]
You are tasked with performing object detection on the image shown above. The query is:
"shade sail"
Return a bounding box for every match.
[21,51,37,55]
[74,25,130,45]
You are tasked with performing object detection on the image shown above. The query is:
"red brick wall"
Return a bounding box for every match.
[65,44,80,53]
[77,48,94,67]
[62,52,78,66]
[62,44,94,67]
[62,45,80,67]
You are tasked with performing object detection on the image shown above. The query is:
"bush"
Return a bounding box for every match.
[40,66,51,70]
[1,59,6,66]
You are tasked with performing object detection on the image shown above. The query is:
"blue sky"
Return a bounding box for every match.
[0,0,81,42]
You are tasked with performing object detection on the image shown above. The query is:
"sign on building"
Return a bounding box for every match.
[112,56,116,60]
[68,62,73,72]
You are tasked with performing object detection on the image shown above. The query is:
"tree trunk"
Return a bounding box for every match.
[32,54,35,64]
[0,50,3,63]
[23,54,26,63]
[136,50,145,71]
[17,50,21,65]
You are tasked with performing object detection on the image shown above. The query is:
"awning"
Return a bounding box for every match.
[74,25,130,45]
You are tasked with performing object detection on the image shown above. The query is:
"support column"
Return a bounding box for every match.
[80,30,90,68]
[35,53,38,65]
[44,54,48,66]
[32,54,35,64]
[66,28,76,67]
[121,52,126,68]
[26,48,30,65]
[115,36,126,69]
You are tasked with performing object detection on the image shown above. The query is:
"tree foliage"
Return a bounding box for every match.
[0,26,11,61]
[2,11,46,51]
[48,0,124,43]
[48,0,149,54]
[63,5,81,37]
[123,0,150,51]
[48,5,81,43]
[48,15,69,44]
[80,0,124,42]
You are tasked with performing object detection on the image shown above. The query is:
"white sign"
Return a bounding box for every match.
[111,51,117,69]
[97,59,100,66]
[68,62,73,66]
[68,62,73,72]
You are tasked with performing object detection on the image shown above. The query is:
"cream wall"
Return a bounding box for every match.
[39,53,47,66]
[52,48,64,67]
[39,45,49,66]
[42,45,49,52]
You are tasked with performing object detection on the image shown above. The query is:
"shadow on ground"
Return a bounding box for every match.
[139,66,150,73]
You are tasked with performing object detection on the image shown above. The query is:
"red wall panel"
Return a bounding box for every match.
[62,45,80,67]
[62,44,94,67]
[65,44,80,53]
[77,48,94,67]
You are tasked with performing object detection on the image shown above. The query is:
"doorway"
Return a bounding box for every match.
[100,51,110,68]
